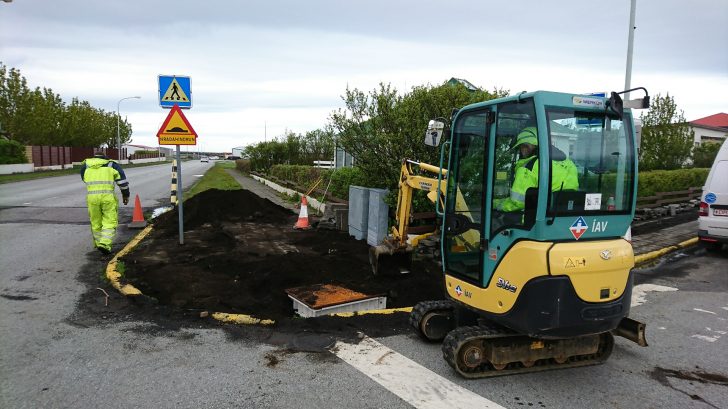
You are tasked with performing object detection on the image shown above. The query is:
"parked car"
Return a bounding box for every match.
[210,155,219,160]
[698,139,728,251]
[200,156,209,163]
[226,155,241,160]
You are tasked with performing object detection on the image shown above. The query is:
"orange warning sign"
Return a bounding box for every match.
[157,104,197,145]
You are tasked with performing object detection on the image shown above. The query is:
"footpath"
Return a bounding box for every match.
[225,170,699,266]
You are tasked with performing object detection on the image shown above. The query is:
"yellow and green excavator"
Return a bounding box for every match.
[372,89,651,377]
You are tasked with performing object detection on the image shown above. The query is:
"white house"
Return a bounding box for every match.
[689,113,728,145]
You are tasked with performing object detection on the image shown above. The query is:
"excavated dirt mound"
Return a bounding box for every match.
[122,189,444,320]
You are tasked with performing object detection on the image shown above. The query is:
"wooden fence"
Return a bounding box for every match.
[636,187,702,209]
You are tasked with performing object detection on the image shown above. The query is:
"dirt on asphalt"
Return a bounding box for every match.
[122,189,445,321]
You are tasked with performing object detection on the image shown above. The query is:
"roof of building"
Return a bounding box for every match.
[125,144,157,149]
[447,77,479,92]
[690,113,728,130]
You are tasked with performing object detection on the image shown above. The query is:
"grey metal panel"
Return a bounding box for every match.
[367,188,389,246]
[348,185,370,239]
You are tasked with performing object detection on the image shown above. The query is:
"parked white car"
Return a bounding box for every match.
[200,156,209,163]
[698,139,728,251]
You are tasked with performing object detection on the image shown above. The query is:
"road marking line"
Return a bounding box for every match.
[722,307,728,311]
[693,308,717,315]
[631,284,678,307]
[333,336,506,409]
[691,334,719,343]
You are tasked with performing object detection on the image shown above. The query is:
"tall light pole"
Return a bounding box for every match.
[624,0,637,99]
[117,96,141,161]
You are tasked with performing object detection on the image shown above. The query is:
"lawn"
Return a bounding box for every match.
[185,161,241,199]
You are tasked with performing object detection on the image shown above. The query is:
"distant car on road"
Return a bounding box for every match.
[226,156,241,160]
[210,155,220,160]
[200,156,209,163]
[699,139,728,251]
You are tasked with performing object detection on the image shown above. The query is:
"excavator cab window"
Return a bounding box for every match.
[490,99,538,236]
[546,109,634,215]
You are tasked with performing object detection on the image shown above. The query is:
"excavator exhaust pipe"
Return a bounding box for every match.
[612,317,648,347]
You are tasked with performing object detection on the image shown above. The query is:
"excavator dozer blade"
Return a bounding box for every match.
[612,317,648,347]
[369,245,412,275]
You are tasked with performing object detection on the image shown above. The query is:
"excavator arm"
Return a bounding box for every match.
[370,159,447,275]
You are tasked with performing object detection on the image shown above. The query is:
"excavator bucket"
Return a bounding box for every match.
[369,244,413,275]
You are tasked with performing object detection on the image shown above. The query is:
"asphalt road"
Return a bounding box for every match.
[1,166,727,409]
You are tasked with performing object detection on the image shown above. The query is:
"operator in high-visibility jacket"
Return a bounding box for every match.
[80,151,130,255]
[496,127,578,212]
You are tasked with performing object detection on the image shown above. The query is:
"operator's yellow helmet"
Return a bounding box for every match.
[512,127,538,149]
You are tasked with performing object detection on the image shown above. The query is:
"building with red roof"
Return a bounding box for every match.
[689,113,728,145]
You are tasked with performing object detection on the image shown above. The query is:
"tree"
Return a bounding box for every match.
[329,81,507,190]
[639,93,694,170]
[692,141,723,168]
[0,62,132,147]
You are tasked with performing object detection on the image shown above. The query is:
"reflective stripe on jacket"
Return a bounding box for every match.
[497,155,579,212]
[80,157,129,197]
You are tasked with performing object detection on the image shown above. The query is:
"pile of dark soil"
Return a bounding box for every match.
[122,189,444,320]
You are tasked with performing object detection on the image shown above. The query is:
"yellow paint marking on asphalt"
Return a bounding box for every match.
[634,237,698,265]
[211,312,275,326]
[105,225,153,295]
[331,307,413,317]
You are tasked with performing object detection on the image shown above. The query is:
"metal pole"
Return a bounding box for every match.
[116,96,141,162]
[116,101,121,161]
[624,0,637,99]
[176,145,184,245]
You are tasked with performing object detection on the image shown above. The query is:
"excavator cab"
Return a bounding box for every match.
[412,90,650,377]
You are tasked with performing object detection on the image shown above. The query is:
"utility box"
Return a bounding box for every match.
[348,186,370,240]
[367,188,389,246]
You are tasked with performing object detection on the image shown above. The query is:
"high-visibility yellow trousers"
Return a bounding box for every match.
[87,193,118,251]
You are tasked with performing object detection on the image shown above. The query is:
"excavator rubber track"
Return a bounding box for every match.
[409,300,456,342]
[442,324,615,378]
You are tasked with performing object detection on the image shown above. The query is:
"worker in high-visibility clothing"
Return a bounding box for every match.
[80,151,130,255]
[496,126,578,212]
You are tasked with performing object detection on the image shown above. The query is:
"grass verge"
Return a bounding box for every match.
[186,161,241,199]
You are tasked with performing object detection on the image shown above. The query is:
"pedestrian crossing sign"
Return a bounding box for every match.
[157,104,197,145]
[158,75,192,109]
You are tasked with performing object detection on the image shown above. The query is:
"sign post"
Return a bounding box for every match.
[157,103,197,245]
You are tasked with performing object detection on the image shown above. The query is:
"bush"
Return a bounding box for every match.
[235,159,251,173]
[637,168,710,197]
[692,142,722,168]
[0,139,28,164]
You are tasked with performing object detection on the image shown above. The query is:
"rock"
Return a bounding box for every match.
[200,311,209,318]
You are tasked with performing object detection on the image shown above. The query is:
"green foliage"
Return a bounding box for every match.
[268,164,371,201]
[0,63,132,147]
[329,81,507,192]
[0,139,28,164]
[235,159,251,173]
[244,128,335,172]
[639,93,694,170]
[637,168,709,197]
[186,162,242,198]
[692,142,723,168]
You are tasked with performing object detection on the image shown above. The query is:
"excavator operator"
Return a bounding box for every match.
[495,126,578,213]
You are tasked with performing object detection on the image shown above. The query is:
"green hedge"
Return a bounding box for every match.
[637,168,709,197]
[267,165,708,204]
[268,165,371,200]
[0,139,28,165]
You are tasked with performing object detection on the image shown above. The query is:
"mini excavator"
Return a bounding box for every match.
[374,89,651,377]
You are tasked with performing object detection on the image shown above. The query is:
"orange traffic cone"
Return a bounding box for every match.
[128,194,147,229]
[293,195,311,230]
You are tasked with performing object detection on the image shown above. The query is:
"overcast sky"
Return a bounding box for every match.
[2,0,727,152]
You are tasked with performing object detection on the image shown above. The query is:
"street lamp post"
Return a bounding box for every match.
[117,96,141,161]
